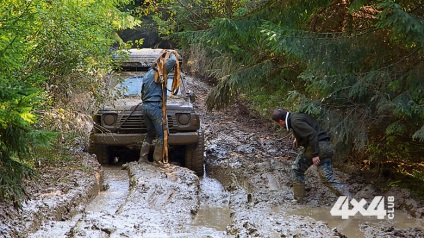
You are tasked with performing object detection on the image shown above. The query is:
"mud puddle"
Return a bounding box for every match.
[84,165,129,214]
[30,161,232,237]
[287,206,424,237]
[192,206,232,231]
[192,173,232,231]
[29,166,129,237]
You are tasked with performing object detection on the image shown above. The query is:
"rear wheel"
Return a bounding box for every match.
[184,130,205,176]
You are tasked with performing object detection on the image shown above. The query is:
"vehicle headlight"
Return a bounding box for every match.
[103,114,117,126]
[177,113,190,125]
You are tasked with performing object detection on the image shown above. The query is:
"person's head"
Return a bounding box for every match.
[272,109,289,127]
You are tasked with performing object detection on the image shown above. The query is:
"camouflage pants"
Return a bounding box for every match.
[291,141,344,192]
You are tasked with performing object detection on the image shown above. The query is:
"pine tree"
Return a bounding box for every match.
[0,0,138,204]
[155,0,424,170]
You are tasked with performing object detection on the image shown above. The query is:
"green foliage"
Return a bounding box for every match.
[376,0,424,47]
[259,0,424,162]
[413,126,424,142]
[151,0,424,175]
[0,158,33,205]
[0,0,137,204]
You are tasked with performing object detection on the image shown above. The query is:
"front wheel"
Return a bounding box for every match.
[184,130,205,176]
[88,140,110,164]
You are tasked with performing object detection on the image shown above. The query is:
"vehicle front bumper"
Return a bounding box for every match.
[90,132,199,146]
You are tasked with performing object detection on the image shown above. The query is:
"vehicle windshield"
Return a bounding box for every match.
[115,76,143,97]
[114,75,181,97]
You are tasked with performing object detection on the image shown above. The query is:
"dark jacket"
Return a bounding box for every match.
[141,54,176,102]
[287,112,330,157]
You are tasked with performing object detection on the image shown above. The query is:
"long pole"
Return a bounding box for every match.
[161,82,169,164]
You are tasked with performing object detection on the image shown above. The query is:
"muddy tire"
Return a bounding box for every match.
[185,130,204,176]
[88,141,110,164]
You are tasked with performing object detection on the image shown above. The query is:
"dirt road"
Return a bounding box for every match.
[1,76,423,238]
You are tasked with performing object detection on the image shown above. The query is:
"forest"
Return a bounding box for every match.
[1,0,423,204]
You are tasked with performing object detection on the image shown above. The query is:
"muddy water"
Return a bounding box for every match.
[192,206,232,231]
[29,166,129,237]
[287,206,424,237]
[192,173,232,231]
[97,165,232,235]
[29,161,424,238]
[84,165,129,214]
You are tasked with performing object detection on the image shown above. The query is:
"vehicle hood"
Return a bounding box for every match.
[99,97,193,112]
[100,98,141,111]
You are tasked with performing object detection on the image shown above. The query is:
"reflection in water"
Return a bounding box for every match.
[287,206,424,238]
[192,206,232,231]
[192,172,231,231]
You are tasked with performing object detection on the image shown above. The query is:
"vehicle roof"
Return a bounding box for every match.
[114,48,182,71]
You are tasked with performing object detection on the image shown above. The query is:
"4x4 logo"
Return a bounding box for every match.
[330,196,395,219]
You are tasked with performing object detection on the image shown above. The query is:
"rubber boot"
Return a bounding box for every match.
[293,181,306,203]
[152,144,164,166]
[334,185,352,199]
[138,142,151,163]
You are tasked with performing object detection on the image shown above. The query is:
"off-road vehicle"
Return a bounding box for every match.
[89,49,204,176]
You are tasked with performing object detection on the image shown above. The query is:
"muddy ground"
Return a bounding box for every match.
[0,75,423,238]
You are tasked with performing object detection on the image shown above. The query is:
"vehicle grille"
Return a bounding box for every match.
[118,115,175,133]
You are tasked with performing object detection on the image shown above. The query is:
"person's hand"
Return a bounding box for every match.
[312,156,320,165]
[292,139,298,149]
